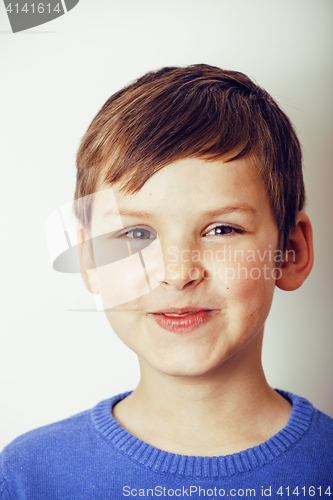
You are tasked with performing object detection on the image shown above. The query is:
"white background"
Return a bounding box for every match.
[0,0,332,450]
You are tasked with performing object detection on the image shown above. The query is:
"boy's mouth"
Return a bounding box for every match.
[148,308,217,333]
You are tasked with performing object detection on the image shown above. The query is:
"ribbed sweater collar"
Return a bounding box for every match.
[91,390,313,478]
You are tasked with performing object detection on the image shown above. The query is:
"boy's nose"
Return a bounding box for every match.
[161,244,206,291]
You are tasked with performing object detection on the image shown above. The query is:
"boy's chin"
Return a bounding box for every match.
[138,348,237,380]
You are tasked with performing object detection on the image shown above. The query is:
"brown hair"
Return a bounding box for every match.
[75,64,305,250]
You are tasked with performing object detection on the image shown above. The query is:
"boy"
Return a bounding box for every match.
[1,64,332,499]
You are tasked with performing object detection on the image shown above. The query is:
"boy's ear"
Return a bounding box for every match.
[77,224,100,294]
[276,211,314,291]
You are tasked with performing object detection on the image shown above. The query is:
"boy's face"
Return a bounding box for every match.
[88,157,280,378]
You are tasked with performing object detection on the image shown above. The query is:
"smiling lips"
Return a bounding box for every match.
[148,307,216,333]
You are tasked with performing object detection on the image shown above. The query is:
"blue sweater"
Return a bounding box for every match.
[1,390,332,499]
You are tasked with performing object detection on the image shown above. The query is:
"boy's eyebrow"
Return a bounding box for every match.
[103,209,152,219]
[103,204,256,219]
[200,204,257,217]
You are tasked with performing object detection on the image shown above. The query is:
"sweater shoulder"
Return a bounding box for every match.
[0,400,114,498]
[310,406,333,441]
[2,407,91,452]
[0,402,103,476]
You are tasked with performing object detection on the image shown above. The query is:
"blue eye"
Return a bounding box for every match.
[205,225,242,236]
[121,227,156,240]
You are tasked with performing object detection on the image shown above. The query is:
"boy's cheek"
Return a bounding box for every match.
[96,255,151,309]
[207,259,276,329]
[206,256,278,288]
[141,237,165,288]
[205,257,277,319]
[93,238,165,310]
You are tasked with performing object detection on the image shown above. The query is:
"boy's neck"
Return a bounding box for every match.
[113,333,292,457]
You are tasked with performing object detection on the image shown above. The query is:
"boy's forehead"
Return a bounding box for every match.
[90,157,264,232]
[96,155,260,197]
